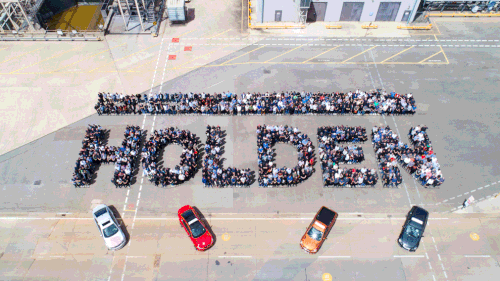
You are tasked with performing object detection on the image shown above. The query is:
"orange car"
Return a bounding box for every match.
[300,206,338,254]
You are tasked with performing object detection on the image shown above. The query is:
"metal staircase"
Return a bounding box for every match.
[115,0,156,31]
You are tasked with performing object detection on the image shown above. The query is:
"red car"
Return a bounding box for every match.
[178,205,214,251]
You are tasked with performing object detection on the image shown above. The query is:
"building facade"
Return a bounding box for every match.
[257,0,422,24]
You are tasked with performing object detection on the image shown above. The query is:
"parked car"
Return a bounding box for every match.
[178,205,214,251]
[92,204,127,250]
[398,206,429,252]
[300,206,338,254]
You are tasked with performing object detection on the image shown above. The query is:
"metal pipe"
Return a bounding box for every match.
[133,0,145,31]
[1,3,20,30]
[117,0,128,31]
[262,0,264,23]
[407,0,420,24]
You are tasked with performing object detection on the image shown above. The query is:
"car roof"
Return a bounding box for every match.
[316,206,336,225]
[93,205,113,226]
[412,206,429,221]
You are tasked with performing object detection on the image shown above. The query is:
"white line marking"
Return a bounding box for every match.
[485,184,490,187]
[319,256,351,258]
[218,256,252,258]
[478,187,484,190]
[394,255,425,258]
[208,80,224,88]
[127,190,130,196]
[438,254,442,261]
[120,256,128,281]
[0,217,450,221]
[464,255,490,258]
[428,262,433,269]
[443,271,448,278]
[432,275,436,281]
[471,189,476,193]
[425,253,429,260]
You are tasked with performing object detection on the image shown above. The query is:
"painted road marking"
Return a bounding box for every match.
[222,233,231,241]
[470,233,480,241]
[322,273,333,281]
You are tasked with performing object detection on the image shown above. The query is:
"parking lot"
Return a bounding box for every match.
[1,8,500,280]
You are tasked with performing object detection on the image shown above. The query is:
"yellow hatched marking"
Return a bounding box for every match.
[265,41,313,63]
[381,46,415,63]
[302,45,341,63]
[49,42,127,73]
[341,46,377,63]
[220,46,265,65]
[0,47,44,65]
[207,29,232,39]
[418,50,443,64]
[9,47,79,74]
[87,42,162,73]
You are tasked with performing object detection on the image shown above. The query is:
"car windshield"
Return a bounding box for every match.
[182,210,196,222]
[307,227,323,242]
[103,224,119,238]
[190,221,206,238]
[405,225,421,238]
[94,208,107,217]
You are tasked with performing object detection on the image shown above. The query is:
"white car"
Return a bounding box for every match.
[92,204,127,250]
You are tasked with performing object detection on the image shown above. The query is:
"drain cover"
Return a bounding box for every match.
[33,180,42,185]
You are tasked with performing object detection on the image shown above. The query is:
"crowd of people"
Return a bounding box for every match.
[318,126,378,187]
[95,90,417,116]
[372,126,405,187]
[202,126,252,187]
[71,125,142,187]
[141,128,200,187]
[257,125,315,187]
[72,125,103,186]
[372,125,444,188]
[406,126,444,187]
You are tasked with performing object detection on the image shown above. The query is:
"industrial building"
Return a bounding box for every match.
[256,0,499,24]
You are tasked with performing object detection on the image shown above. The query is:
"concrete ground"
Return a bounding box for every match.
[0,214,499,281]
[1,0,500,279]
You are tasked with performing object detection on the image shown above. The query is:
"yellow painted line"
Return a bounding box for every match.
[380,46,414,63]
[433,20,442,35]
[124,210,137,212]
[48,42,127,73]
[220,46,265,65]
[0,47,44,65]
[9,47,79,74]
[87,42,162,73]
[265,41,313,63]
[173,45,233,68]
[302,45,341,63]
[440,45,449,64]
[341,46,377,63]
[178,30,197,37]
[418,50,443,64]
[208,29,232,39]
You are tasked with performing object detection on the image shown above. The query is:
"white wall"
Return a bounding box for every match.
[262,0,299,22]
[313,0,419,22]
[262,0,422,22]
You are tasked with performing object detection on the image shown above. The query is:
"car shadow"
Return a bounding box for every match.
[108,205,130,248]
[192,206,217,249]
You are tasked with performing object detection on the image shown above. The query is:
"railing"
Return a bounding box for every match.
[0,30,104,41]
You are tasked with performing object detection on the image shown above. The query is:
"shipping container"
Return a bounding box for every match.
[167,0,186,22]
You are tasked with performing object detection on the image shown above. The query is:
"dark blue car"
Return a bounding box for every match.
[398,206,429,252]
